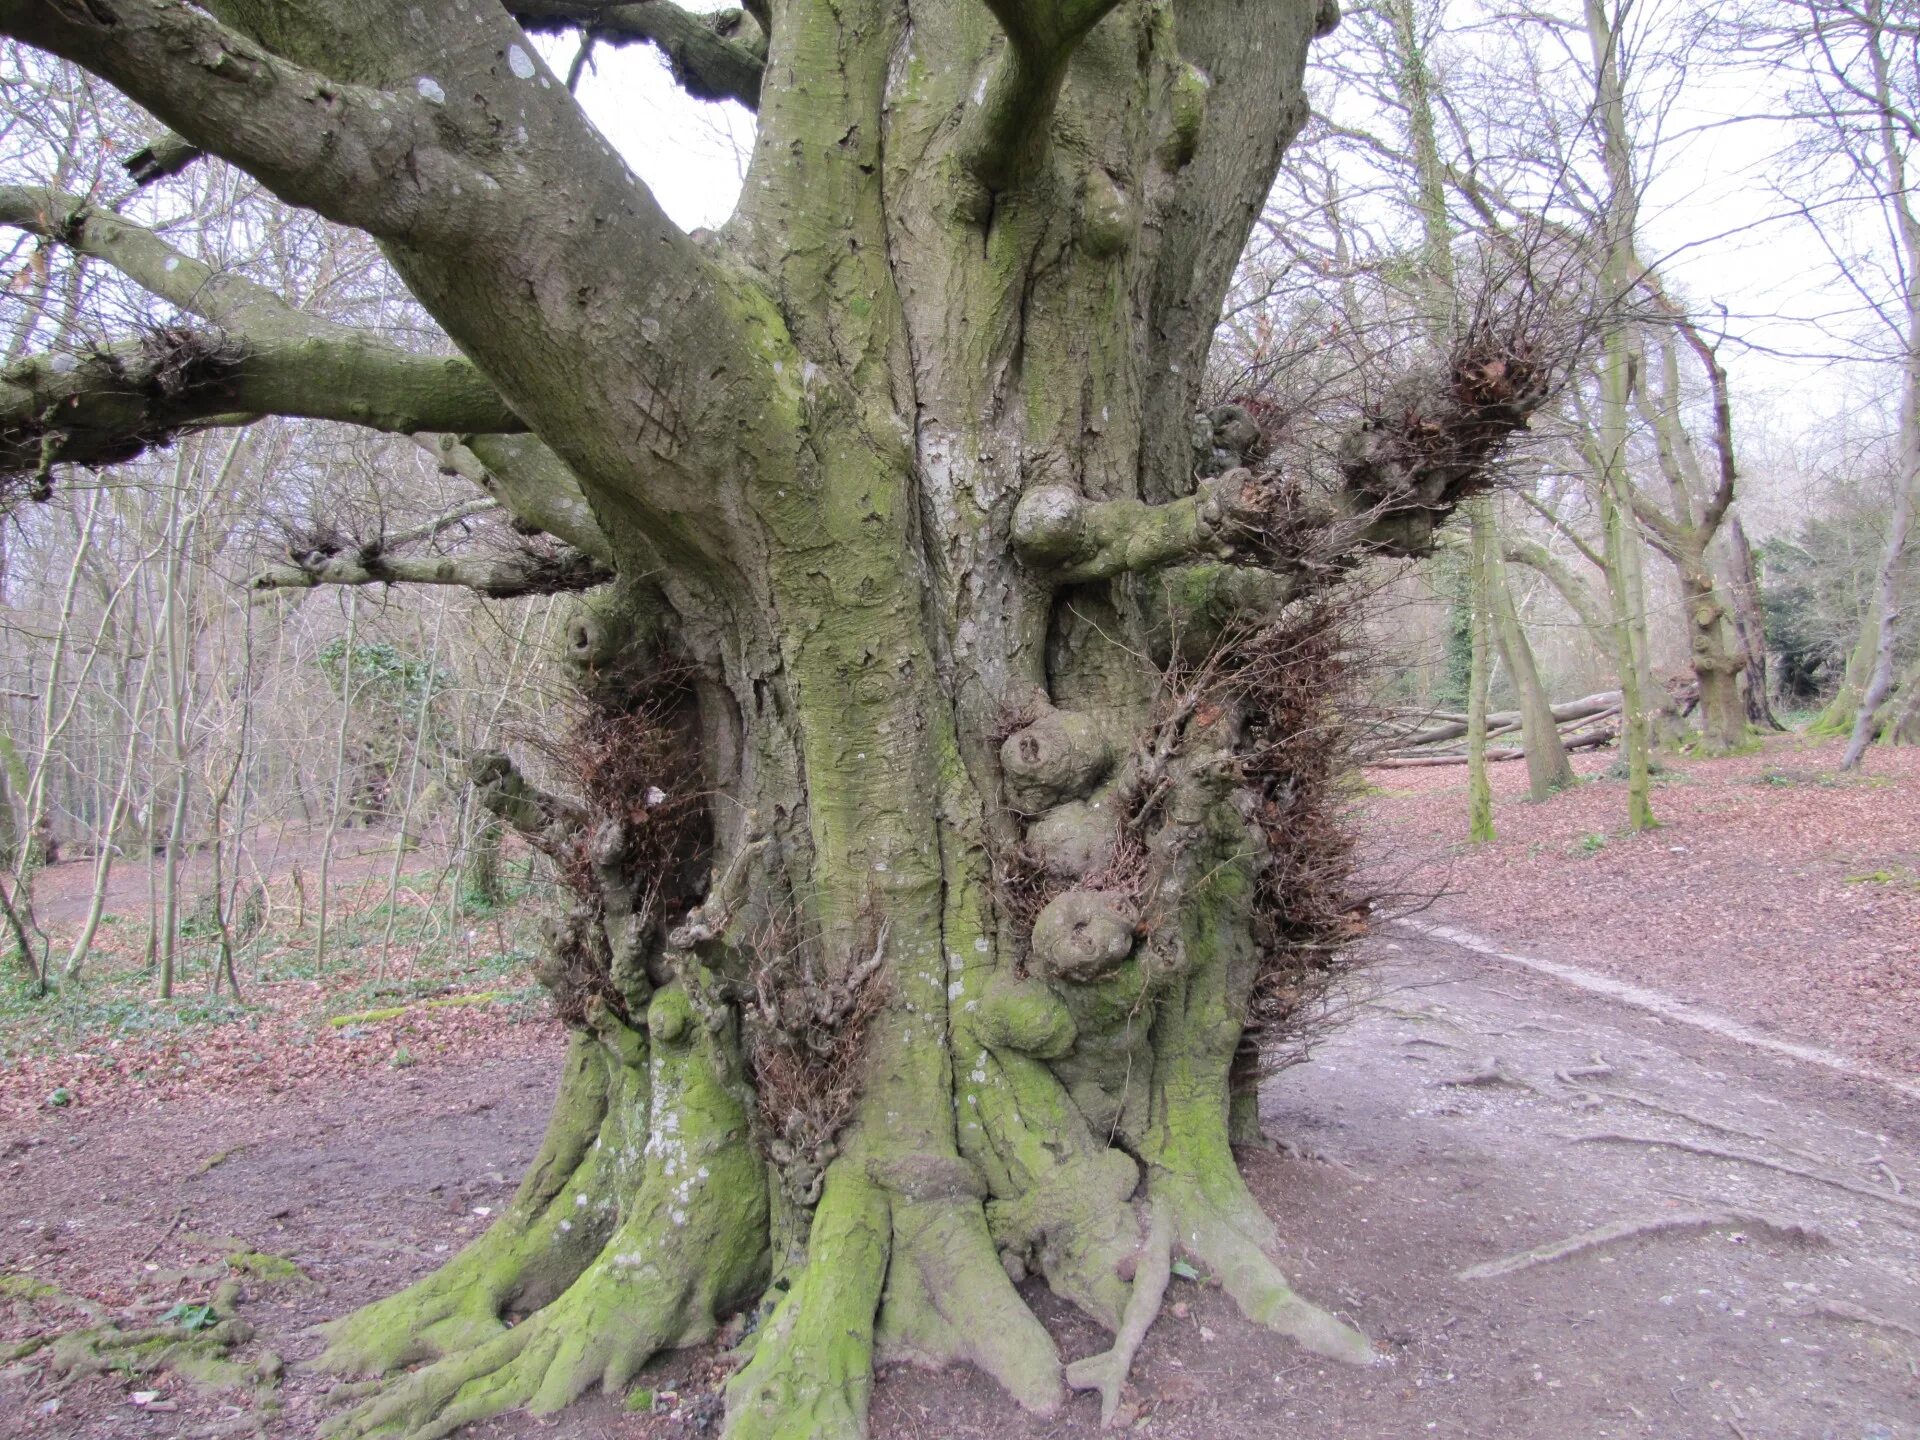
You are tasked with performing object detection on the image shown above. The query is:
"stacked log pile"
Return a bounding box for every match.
[1373,691,1621,768]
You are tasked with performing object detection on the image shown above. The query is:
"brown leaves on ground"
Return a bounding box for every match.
[1360,735,1920,1076]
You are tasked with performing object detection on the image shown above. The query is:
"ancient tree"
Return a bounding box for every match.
[0,2,1548,1436]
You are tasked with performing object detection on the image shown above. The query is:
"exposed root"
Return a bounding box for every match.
[1570,1131,1920,1223]
[1433,1055,1554,1098]
[328,986,767,1440]
[1807,1299,1920,1343]
[1586,1088,1840,1172]
[1064,1195,1171,1427]
[725,1169,889,1440]
[1458,1209,1825,1281]
[321,1260,690,1440]
[1154,1169,1374,1366]
[316,1036,615,1376]
[37,1282,259,1394]
[878,1194,1064,1415]
[985,1143,1141,1330]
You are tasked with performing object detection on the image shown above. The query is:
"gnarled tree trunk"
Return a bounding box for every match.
[1,2,1552,1436]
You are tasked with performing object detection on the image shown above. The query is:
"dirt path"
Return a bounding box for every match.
[4,930,1917,1439]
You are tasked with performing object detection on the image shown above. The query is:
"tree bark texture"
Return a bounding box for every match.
[1,3,1552,1436]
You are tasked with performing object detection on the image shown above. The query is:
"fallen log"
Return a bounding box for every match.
[1385,691,1622,748]
[1374,721,1616,767]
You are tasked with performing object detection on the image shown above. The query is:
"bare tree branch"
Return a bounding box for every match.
[961,0,1126,192]
[0,0,500,248]
[251,542,612,598]
[511,1,765,109]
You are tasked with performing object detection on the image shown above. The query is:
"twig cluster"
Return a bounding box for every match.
[740,904,889,1205]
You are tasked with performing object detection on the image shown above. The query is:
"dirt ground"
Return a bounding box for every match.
[4,927,1916,1440]
[1360,734,1920,1078]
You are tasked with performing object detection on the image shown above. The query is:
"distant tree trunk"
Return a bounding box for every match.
[315,589,359,971]
[1844,343,1919,768]
[379,602,445,979]
[1721,516,1781,729]
[459,809,506,912]
[1467,502,1497,840]
[1490,552,1574,799]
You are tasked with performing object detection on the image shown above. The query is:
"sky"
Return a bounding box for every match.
[544,15,1885,492]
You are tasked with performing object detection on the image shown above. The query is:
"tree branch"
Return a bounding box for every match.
[251,541,611,598]
[437,433,613,563]
[0,325,522,479]
[0,0,496,249]
[510,1,765,109]
[1016,326,1552,582]
[1502,535,1615,646]
[0,185,531,479]
[961,0,1126,192]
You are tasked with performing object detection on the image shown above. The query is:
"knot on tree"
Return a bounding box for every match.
[1000,708,1114,810]
[1029,889,1137,984]
[1193,403,1267,479]
[1024,799,1118,880]
[975,979,1077,1059]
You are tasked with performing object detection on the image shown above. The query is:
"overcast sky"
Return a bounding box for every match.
[547,22,1882,481]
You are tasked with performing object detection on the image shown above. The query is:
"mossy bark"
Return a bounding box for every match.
[9,5,1551,1439]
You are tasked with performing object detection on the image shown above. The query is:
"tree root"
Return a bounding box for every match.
[1433,1055,1553,1097]
[1064,1195,1170,1427]
[879,1194,1064,1415]
[725,1169,889,1440]
[1807,1298,1920,1343]
[1458,1209,1825,1280]
[326,1119,765,1439]
[1154,1169,1374,1365]
[321,1259,685,1440]
[325,993,767,1440]
[985,1145,1141,1330]
[1571,1131,1920,1222]
[314,1149,616,1376]
[316,1036,616,1376]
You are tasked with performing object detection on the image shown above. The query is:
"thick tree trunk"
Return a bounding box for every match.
[1681,557,1748,753]
[3,4,1552,1438]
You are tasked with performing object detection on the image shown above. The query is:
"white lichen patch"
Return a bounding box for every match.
[416,76,446,105]
[507,43,537,80]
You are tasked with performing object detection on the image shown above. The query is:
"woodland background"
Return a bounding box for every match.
[0,0,1914,1049]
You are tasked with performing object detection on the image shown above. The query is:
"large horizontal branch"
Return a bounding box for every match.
[1,325,524,477]
[0,0,497,250]
[1016,323,1553,585]
[962,0,1125,191]
[511,1,765,109]
[251,542,611,598]
[1011,476,1232,583]
[0,186,531,480]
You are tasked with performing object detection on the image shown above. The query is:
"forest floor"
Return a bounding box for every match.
[0,733,1915,1439]
[1360,732,1920,1078]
